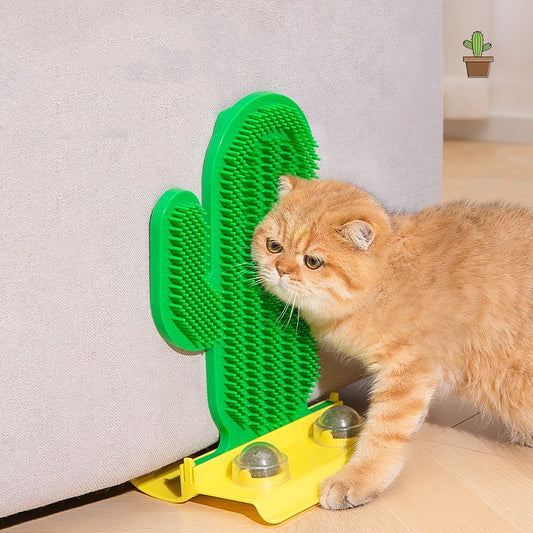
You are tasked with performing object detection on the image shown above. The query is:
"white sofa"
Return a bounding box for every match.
[1,1,442,516]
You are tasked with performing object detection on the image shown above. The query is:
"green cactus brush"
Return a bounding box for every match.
[463,31,492,56]
[135,93,359,523]
[150,92,322,460]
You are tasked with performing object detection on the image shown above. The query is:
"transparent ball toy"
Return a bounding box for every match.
[232,442,290,487]
[313,405,364,447]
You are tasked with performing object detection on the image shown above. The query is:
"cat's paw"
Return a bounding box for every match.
[319,465,383,510]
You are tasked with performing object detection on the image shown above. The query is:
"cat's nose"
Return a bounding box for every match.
[276,264,288,277]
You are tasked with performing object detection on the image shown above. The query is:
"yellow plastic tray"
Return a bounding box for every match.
[132,394,357,523]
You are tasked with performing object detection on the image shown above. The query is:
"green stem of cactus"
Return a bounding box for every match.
[463,32,492,56]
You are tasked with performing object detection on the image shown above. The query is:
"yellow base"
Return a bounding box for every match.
[132,394,357,524]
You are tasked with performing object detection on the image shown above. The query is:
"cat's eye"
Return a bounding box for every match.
[304,255,324,270]
[266,238,284,254]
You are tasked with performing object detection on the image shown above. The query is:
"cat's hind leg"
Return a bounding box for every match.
[463,356,533,447]
[496,368,533,447]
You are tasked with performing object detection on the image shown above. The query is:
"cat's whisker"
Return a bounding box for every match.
[226,260,266,288]
[254,274,269,288]
[279,290,298,329]
[247,277,266,288]
[284,293,298,331]
[221,260,256,278]
[242,279,261,288]
[276,299,291,325]
[233,261,255,268]
[243,272,269,289]
[235,266,256,278]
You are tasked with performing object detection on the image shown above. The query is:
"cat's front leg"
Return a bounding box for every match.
[320,361,438,510]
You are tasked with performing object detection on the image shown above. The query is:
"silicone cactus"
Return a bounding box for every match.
[150,92,322,460]
[463,31,492,56]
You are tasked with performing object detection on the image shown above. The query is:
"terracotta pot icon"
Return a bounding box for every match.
[463,31,493,78]
[463,56,494,78]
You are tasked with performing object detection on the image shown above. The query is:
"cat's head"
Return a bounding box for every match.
[251,176,391,321]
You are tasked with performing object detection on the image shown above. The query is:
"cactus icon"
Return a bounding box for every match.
[463,31,492,56]
[463,31,494,78]
[149,92,323,459]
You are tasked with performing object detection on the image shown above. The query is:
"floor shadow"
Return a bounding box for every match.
[0,483,132,530]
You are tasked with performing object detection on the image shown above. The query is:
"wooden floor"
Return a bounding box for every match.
[3,141,533,533]
[442,141,533,206]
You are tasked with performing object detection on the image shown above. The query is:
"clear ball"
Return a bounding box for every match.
[315,405,364,439]
[233,442,287,478]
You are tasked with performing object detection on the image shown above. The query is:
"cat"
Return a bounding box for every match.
[251,175,533,510]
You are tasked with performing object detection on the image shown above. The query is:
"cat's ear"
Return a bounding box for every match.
[278,175,299,198]
[337,220,376,251]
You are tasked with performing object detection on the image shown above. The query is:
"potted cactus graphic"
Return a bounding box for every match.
[463,31,493,78]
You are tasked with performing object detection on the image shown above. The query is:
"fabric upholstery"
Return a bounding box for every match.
[0,0,442,516]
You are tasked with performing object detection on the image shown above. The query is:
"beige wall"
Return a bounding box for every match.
[443,0,533,142]
[491,1,533,116]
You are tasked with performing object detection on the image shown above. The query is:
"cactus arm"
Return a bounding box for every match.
[463,39,473,50]
[149,188,221,352]
[482,43,492,52]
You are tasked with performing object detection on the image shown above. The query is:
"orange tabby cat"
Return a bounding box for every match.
[251,175,533,510]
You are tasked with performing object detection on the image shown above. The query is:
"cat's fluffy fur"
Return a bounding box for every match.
[252,176,533,510]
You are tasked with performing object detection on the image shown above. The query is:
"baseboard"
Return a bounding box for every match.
[444,114,533,144]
